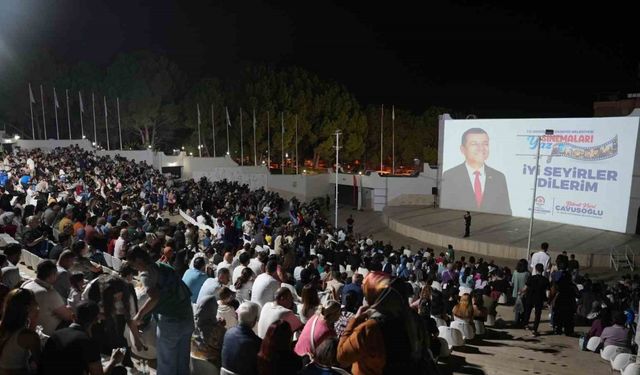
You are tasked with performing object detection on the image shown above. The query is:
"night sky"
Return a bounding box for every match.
[1,0,638,118]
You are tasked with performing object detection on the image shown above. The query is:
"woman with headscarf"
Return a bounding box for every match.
[191,295,226,367]
[337,271,433,375]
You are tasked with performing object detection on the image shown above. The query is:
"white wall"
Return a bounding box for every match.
[16,139,94,151]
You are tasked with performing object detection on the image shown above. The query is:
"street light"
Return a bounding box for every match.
[526,129,554,261]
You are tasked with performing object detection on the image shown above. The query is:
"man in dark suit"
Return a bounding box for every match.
[441,127,512,215]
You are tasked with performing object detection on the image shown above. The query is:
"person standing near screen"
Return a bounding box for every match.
[464,211,471,237]
[441,127,512,216]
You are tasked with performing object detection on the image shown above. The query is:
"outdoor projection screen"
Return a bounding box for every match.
[440,117,640,232]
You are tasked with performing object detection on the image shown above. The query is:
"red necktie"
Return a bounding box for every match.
[473,171,483,208]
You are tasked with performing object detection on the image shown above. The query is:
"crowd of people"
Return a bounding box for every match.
[0,144,636,375]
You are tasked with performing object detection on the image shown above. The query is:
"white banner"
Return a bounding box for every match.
[440,117,639,232]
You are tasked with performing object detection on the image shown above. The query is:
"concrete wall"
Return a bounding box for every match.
[16,139,93,151]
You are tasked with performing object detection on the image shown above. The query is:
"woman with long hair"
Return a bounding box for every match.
[298,284,321,324]
[512,258,530,326]
[234,267,255,304]
[0,288,41,375]
[257,320,302,375]
[452,294,474,322]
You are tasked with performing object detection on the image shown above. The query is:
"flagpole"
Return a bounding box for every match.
[40,85,47,140]
[197,104,202,157]
[380,104,383,172]
[281,112,284,174]
[79,92,84,140]
[211,104,216,157]
[66,90,72,139]
[253,108,257,166]
[392,105,395,175]
[295,114,299,174]
[92,93,97,144]
[267,111,270,169]
[104,96,110,150]
[53,88,59,140]
[28,83,35,139]
[240,108,244,166]
[117,98,123,150]
[225,106,230,156]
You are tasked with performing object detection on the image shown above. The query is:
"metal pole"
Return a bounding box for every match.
[335,130,341,228]
[53,88,59,140]
[40,85,46,139]
[117,98,123,150]
[197,104,202,157]
[103,96,110,150]
[79,92,84,139]
[92,93,97,143]
[66,89,71,139]
[392,104,395,174]
[267,111,270,168]
[253,108,257,166]
[380,104,383,171]
[526,135,542,262]
[225,107,230,155]
[240,108,243,165]
[295,115,299,174]
[29,83,35,139]
[281,112,284,174]
[211,104,216,157]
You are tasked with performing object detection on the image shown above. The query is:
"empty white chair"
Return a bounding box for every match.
[451,320,475,340]
[438,337,451,358]
[486,314,496,326]
[190,354,220,375]
[601,345,631,362]
[474,320,486,336]
[623,363,640,375]
[103,253,113,268]
[438,326,464,348]
[612,353,637,372]
[498,293,507,304]
[112,257,122,272]
[431,316,447,328]
[586,336,602,352]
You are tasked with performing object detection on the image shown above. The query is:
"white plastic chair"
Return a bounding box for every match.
[112,257,122,272]
[438,337,451,358]
[498,293,507,304]
[601,345,630,361]
[612,353,637,372]
[623,363,640,375]
[103,253,113,268]
[474,320,486,336]
[438,326,464,348]
[586,336,602,352]
[190,354,220,375]
[486,314,496,326]
[220,368,240,375]
[451,320,475,340]
[431,316,447,328]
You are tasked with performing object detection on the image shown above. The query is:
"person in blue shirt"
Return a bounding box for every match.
[19,175,31,189]
[341,273,364,309]
[0,171,8,187]
[182,257,209,303]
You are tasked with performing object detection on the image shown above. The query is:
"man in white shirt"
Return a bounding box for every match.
[197,268,231,304]
[217,251,235,275]
[257,287,303,338]
[232,252,251,285]
[530,242,551,277]
[251,260,280,308]
[114,228,128,259]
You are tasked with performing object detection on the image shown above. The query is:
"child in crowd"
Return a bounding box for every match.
[67,272,85,311]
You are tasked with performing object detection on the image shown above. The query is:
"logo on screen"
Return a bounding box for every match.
[534,196,551,214]
[535,196,545,206]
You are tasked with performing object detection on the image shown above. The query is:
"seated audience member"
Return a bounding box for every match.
[182,257,209,303]
[21,260,75,336]
[600,311,631,348]
[295,300,341,358]
[191,295,226,367]
[300,337,349,375]
[257,287,304,339]
[40,300,125,375]
[257,319,303,375]
[222,301,262,375]
[0,288,41,374]
[217,287,238,329]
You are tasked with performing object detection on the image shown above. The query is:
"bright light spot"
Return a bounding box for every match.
[189,152,193,156]
[13,135,19,140]
[82,135,86,139]
[148,145,152,149]
[168,162,177,167]
[359,171,363,175]
[92,142,96,146]
[226,151,230,155]
[285,153,289,158]
[181,146,185,150]
[303,169,307,174]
